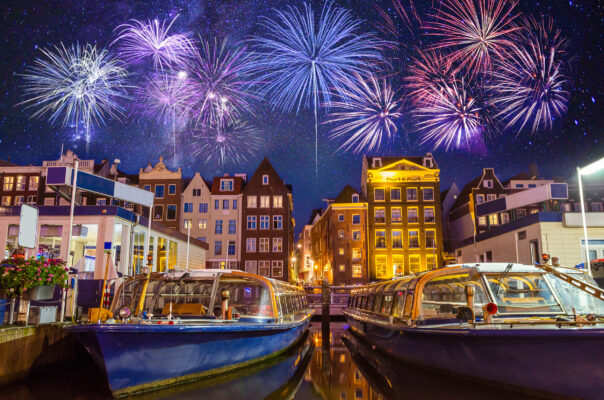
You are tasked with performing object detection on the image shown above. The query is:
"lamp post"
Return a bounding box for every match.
[577,157,604,278]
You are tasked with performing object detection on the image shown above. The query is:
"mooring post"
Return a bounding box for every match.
[321,278,331,378]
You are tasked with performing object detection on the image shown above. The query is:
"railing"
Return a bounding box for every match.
[43,160,94,169]
[305,286,353,316]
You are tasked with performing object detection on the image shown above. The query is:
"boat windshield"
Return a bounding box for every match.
[545,273,604,316]
[485,273,563,314]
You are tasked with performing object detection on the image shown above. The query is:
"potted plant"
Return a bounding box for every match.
[0,257,69,301]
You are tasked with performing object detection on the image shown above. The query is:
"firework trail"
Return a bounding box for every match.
[426,0,520,76]
[489,17,570,134]
[113,15,194,71]
[327,73,402,154]
[406,49,454,105]
[192,119,261,166]
[413,77,489,151]
[20,43,128,151]
[135,71,191,161]
[250,1,385,179]
[185,38,256,127]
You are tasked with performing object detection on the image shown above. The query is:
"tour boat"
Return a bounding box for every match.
[67,269,312,397]
[344,263,604,399]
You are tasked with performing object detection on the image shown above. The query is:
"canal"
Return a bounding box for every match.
[2,322,542,400]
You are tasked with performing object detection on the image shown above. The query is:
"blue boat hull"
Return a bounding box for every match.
[67,317,310,396]
[347,316,604,399]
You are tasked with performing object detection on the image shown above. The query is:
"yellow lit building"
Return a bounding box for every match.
[361,154,444,280]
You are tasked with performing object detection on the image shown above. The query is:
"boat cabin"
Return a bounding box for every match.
[111,270,308,322]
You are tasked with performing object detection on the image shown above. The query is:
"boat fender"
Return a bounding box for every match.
[221,289,230,320]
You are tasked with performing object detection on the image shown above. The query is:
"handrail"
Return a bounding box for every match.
[535,264,604,301]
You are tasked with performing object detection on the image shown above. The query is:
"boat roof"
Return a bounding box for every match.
[446,263,586,275]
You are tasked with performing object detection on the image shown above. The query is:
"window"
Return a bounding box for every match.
[258,260,270,276]
[27,195,36,204]
[183,219,192,229]
[352,264,362,278]
[199,203,208,213]
[393,255,404,276]
[484,180,493,188]
[153,205,163,220]
[247,196,257,208]
[408,207,419,223]
[155,185,164,198]
[273,196,282,208]
[198,219,207,230]
[375,230,386,248]
[374,208,385,223]
[259,238,269,252]
[166,205,177,220]
[246,238,256,252]
[528,184,536,188]
[390,188,401,201]
[14,196,24,206]
[228,219,236,234]
[391,207,402,223]
[478,216,487,226]
[215,220,223,234]
[260,196,270,208]
[409,255,420,272]
[424,207,435,223]
[244,260,257,274]
[272,260,283,277]
[352,194,359,203]
[392,230,402,248]
[339,264,345,272]
[228,241,236,256]
[352,248,361,260]
[374,188,385,201]
[409,230,419,248]
[338,230,345,239]
[487,194,496,202]
[192,188,201,197]
[273,237,282,252]
[407,188,417,201]
[233,199,237,209]
[273,215,283,229]
[3,176,13,191]
[97,198,107,206]
[501,212,510,224]
[339,248,344,255]
[247,216,257,229]
[425,230,436,248]
[338,214,344,222]
[515,183,524,188]
[29,176,39,191]
[219,199,227,210]
[376,255,387,279]
[592,202,603,212]
[488,214,499,226]
[262,175,269,185]
[423,188,434,201]
[476,194,485,204]
[352,214,360,224]
[168,184,176,195]
[352,231,361,240]
[15,176,26,191]
[184,202,193,213]
[220,179,233,191]
[214,241,222,255]
[260,215,270,229]
[143,184,151,192]
[426,254,436,269]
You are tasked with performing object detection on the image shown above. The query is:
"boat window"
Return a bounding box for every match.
[358,295,366,310]
[373,294,383,313]
[366,294,374,311]
[546,273,604,315]
[392,292,405,318]
[279,295,288,315]
[420,273,488,320]
[381,294,394,315]
[151,280,214,317]
[486,273,563,314]
[214,278,274,318]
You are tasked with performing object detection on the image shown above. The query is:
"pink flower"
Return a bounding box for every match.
[38,278,42,281]
[64,267,69,271]
[46,278,52,281]
[48,274,54,277]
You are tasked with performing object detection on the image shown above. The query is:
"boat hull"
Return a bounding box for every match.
[67,317,310,396]
[347,315,604,399]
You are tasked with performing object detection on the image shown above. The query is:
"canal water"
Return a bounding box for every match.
[1,322,542,400]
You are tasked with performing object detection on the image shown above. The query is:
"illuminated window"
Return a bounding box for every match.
[352,248,361,260]
[260,196,270,208]
[338,230,344,239]
[15,176,26,191]
[392,230,402,248]
[393,255,404,276]
[339,264,345,272]
[425,230,436,248]
[374,207,385,223]
[246,238,256,252]
[375,231,386,248]
[273,196,283,208]
[374,188,385,201]
[426,254,436,269]
[247,196,257,208]
[406,188,417,201]
[259,238,269,252]
[407,207,419,223]
[339,248,344,255]
[424,207,435,223]
[409,230,419,248]
[352,231,361,240]
[183,219,192,229]
[409,255,420,273]
[3,176,13,191]
[423,188,434,201]
[501,212,510,224]
[1,196,11,206]
[272,238,282,252]
[391,207,402,223]
[478,216,487,226]
[258,260,270,276]
[352,264,362,277]
[390,188,401,201]
[271,260,283,277]
[376,255,387,279]
[488,214,499,225]
[29,176,39,191]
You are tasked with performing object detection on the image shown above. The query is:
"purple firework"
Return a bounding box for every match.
[406,49,454,105]
[113,15,194,70]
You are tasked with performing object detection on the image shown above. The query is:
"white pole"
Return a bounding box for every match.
[144,200,153,273]
[577,168,592,277]
[62,160,78,322]
[186,223,190,271]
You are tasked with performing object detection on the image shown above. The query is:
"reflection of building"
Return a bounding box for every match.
[361,154,443,280]
[138,156,182,231]
[240,158,294,282]
[310,186,368,285]
[297,224,314,283]
[0,206,207,278]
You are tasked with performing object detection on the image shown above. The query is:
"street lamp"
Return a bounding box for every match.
[577,156,604,277]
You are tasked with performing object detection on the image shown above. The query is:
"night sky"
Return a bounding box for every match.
[0,0,602,235]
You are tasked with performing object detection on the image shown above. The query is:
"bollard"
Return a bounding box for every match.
[8,298,15,324]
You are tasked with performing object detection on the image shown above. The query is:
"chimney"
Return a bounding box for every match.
[529,163,538,179]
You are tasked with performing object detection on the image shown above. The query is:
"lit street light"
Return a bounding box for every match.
[577,156,604,277]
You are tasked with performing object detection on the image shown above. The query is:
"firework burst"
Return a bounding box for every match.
[113,15,194,70]
[406,49,454,105]
[489,17,570,134]
[20,43,128,151]
[249,1,385,178]
[192,119,262,166]
[185,38,255,127]
[426,0,520,75]
[327,73,402,154]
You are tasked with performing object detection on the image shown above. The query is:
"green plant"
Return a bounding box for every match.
[0,257,69,298]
